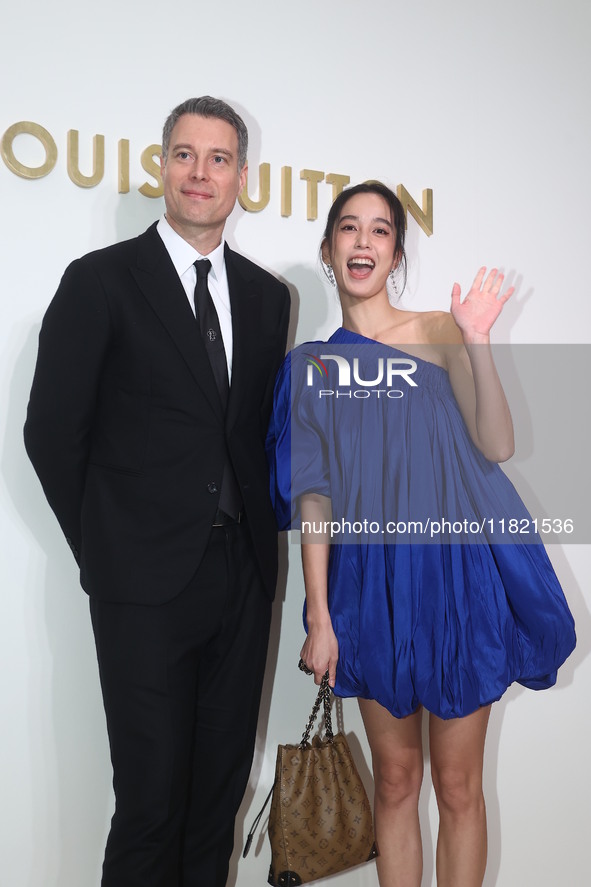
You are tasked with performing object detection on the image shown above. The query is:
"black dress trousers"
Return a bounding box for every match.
[90,521,271,887]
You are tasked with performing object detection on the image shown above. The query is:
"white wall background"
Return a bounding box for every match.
[1,1,590,885]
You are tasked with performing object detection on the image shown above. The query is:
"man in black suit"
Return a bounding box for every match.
[24,96,290,887]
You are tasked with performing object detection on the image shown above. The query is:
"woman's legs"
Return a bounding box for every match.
[358,699,424,887]
[429,706,491,887]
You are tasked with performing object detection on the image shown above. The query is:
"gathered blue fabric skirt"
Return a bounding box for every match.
[266,327,576,719]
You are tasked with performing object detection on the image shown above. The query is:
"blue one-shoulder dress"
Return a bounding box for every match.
[266,327,576,719]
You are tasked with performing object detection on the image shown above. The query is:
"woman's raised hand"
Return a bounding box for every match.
[451,267,514,342]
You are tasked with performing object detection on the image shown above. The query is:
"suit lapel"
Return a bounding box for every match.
[225,244,263,429]
[131,224,224,420]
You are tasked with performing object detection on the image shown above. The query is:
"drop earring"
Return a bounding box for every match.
[389,269,398,297]
[325,264,336,287]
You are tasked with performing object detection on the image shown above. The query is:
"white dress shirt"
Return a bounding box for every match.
[156,215,233,379]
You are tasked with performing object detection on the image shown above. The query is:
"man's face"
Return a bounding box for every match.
[160,113,247,251]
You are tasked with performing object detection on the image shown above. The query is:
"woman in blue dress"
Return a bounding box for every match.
[266,182,575,887]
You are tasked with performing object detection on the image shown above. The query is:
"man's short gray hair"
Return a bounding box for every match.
[161,96,248,170]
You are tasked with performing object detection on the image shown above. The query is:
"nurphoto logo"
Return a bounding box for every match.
[305,352,418,399]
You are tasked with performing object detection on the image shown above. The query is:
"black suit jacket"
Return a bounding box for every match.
[24,222,290,604]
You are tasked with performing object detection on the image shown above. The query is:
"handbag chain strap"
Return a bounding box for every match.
[299,671,333,748]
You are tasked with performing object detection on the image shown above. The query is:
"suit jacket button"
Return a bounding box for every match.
[207,482,218,494]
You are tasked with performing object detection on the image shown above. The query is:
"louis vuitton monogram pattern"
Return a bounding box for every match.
[267,732,377,886]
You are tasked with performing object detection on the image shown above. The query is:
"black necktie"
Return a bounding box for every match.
[193,259,242,518]
[194,259,229,406]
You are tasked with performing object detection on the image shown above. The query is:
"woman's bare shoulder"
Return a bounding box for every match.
[414,310,463,345]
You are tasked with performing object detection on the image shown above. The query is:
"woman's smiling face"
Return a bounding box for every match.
[322,191,399,302]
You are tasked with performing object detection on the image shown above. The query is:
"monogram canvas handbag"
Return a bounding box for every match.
[245,673,377,885]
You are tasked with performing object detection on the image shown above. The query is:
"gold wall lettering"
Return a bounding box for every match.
[326,172,350,202]
[118,139,130,194]
[396,185,433,236]
[67,130,105,188]
[0,121,433,234]
[1,121,58,179]
[138,145,163,198]
[238,162,270,212]
[300,169,325,221]
[281,166,292,217]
